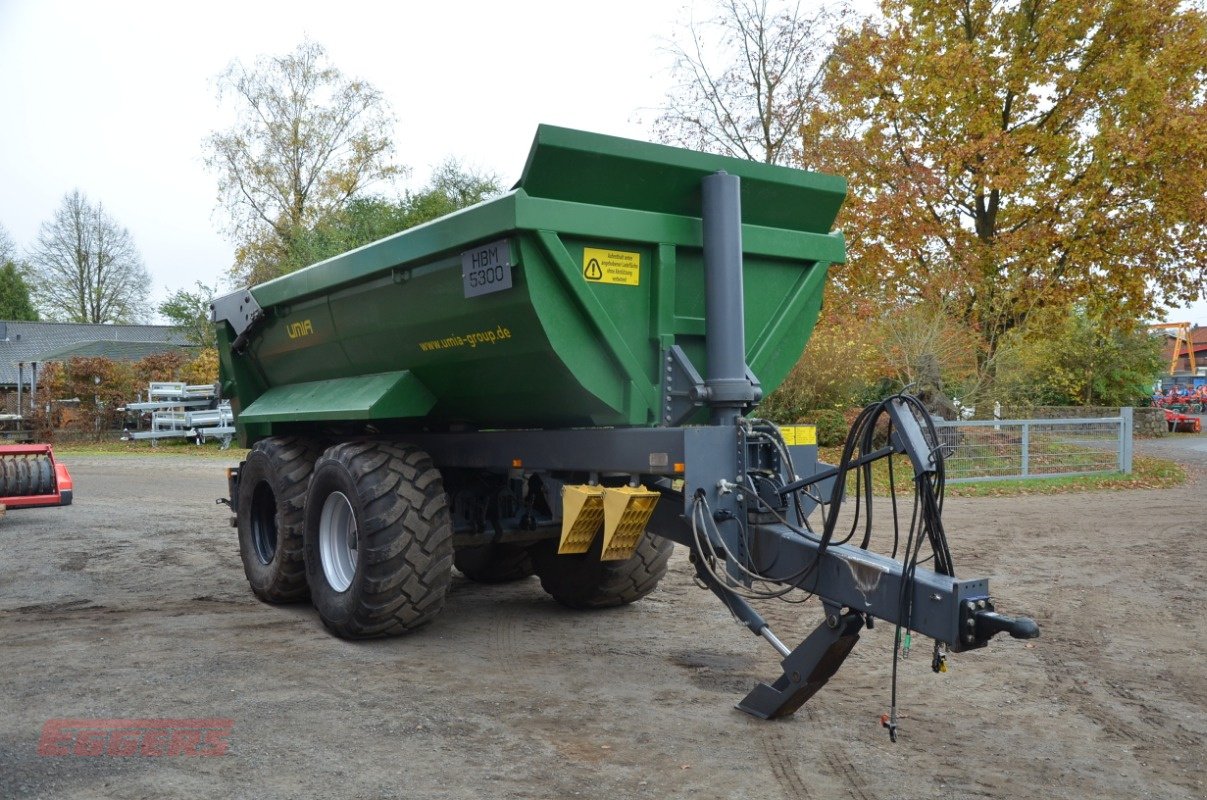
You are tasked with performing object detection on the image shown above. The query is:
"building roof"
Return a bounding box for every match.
[1161,326,1207,355]
[0,320,190,386]
[33,340,198,362]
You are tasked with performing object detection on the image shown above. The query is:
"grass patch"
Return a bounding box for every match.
[51,439,248,459]
[818,447,1185,497]
[47,439,1189,495]
[943,456,1185,496]
[940,437,1117,479]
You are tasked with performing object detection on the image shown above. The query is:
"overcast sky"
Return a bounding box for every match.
[1,0,1203,326]
[0,0,686,309]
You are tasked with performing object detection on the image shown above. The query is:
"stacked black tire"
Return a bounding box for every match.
[0,454,56,497]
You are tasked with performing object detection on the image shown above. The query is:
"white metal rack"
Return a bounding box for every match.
[121,382,234,448]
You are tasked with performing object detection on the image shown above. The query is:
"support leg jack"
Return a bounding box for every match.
[690,550,866,720]
[737,611,866,720]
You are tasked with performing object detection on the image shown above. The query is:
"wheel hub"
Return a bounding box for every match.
[319,491,358,592]
[250,482,278,565]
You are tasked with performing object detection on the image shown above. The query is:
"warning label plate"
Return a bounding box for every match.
[779,425,818,446]
[583,248,640,286]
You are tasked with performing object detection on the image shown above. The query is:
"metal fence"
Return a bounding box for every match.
[932,408,1133,483]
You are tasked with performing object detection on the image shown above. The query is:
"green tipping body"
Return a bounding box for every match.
[215,125,846,445]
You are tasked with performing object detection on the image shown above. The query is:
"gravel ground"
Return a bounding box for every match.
[1,434,1204,800]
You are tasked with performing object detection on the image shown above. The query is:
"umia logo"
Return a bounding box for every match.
[286,319,314,339]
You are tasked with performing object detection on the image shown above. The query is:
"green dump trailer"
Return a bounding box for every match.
[214,126,1036,726]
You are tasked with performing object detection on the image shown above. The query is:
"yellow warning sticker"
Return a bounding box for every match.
[779,425,818,446]
[583,247,640,286]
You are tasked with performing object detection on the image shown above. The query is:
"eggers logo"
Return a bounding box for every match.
[38,718,233,757]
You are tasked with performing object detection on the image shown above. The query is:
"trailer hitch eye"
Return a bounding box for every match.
[974,610,1040,641]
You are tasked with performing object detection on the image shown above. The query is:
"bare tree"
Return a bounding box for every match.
[203,39,403,284]
[0,222,16,266]
[655,0,847,165]
[26,190,151,323]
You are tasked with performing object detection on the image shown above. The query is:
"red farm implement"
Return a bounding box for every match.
[1165,409,1203,434]
[0,444,73,514]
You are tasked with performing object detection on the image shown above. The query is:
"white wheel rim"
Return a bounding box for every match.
[319,491,357,592]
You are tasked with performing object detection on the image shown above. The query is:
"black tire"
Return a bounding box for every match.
[0,455,52,496]
[2,455,45,495]
[36,456,54,495]
[532,531,673,609]
[236,437,320,604]
[454,543,536,584]
[304,441,453,639]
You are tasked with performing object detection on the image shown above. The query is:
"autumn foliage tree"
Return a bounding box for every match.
[819,0,1207,355]
[204,40,402,285]
[757,303,882,420]
[33,351,213,439]
[993,305,1164,406]
[180,347,218,385]
[659,0,1201,414]
[874,301,988,406]
[277,159,501,274]
[35,357,138,437]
